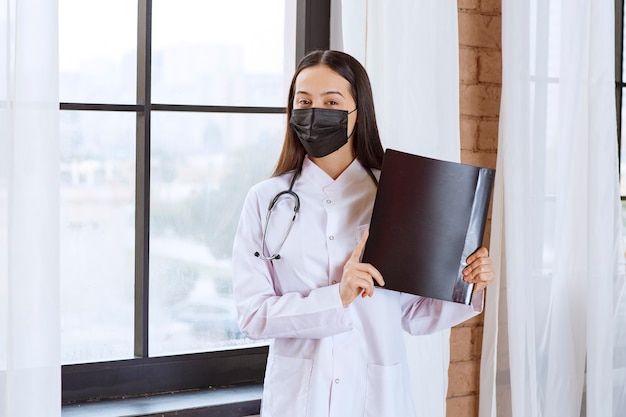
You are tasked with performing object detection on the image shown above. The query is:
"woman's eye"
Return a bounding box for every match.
[327,100,339,106]
[297,99,310,105]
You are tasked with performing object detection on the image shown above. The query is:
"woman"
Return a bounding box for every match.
[232,50,494,417]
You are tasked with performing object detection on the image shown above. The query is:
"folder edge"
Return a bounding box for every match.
[452,167,495,304]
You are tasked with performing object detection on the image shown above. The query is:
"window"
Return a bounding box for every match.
[60,0,331,402]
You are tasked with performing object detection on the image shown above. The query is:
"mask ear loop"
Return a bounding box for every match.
[255,170,301,260]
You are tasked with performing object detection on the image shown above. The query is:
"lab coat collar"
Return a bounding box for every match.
[300,155,369,192]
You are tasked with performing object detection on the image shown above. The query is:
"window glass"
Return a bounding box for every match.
[60,111,136,364]
[59,0,137,104]
[151,0,295,106]
[59,0,296,366]
[149,111,283,356]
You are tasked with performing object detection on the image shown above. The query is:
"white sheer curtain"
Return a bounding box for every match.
[0,1,61,416]
[479,1,626,416]
[331,1,461,416]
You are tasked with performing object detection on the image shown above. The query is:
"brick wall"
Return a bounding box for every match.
[447,1,501,417]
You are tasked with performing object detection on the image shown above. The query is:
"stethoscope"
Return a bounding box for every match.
[254,165,378,261]
[254,170,301,260]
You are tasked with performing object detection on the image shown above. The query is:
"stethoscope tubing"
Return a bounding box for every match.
[254,164,377,261]
[254,170,300,260]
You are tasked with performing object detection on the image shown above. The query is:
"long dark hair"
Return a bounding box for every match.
[272,50,384,176]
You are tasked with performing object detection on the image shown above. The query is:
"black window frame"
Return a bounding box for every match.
[618,0,624,188]
[61,0,331,403]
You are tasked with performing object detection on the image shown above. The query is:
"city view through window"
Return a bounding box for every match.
[59,0,295,364]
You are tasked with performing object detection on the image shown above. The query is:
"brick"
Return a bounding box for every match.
[460,117,479,150]
[458,0,480,10]
[446,394,479,417]
[450,5,501,417]
[447,360,481,396]
[451,327,485,362]
[460,84,502,118]
[477,119,500,150]
[460,46,479,83]
[483,219,493,248]
[472,327,484,358]
[450,327,474,362]
[480,0,502,14]
[458,12,502,49]
[461,149,498,169]
[477,48,502,84]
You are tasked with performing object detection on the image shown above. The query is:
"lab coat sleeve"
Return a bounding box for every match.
[399,289,484,335]
[231,187,353,340]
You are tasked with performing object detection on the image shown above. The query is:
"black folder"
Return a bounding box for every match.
[362,149,495,305]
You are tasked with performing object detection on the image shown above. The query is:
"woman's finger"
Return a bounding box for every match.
[348,229,369,263]
[463,249,494,289]
[465,246,489,265]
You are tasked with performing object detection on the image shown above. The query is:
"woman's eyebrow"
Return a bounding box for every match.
[294,90,345,97]
[323,90,345,97]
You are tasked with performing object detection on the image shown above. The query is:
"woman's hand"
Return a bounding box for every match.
[339,230,385,306]
[463,247,494,293]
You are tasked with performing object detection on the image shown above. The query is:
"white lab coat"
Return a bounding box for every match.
[232,156,483,417]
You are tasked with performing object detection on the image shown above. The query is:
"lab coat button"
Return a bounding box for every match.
[326,199,332,204]
[329,236,334,240]
[334,378,340,384]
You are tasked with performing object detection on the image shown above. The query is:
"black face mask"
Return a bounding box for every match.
[289,108,356,158]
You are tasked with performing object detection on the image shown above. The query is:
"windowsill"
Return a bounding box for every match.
[61,384,262,417]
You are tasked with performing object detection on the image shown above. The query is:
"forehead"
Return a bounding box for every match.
[294,65,352,95]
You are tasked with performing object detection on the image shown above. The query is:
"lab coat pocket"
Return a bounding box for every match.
[267,355,313,417]
[364,362,407,417]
